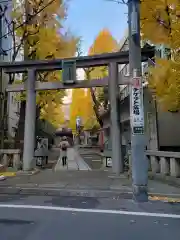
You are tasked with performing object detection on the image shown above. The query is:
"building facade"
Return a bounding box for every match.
[101,31,180,156]
[0,1,22,141]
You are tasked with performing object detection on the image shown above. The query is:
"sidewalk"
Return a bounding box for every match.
[54,148,91,171]
[0,170,180,200]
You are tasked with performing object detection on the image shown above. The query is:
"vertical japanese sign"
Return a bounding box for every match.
[131,77,144,134]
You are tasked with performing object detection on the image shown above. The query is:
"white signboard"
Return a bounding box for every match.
[106,157,112,167]
[76,116,81,127]
[131,77,144,134]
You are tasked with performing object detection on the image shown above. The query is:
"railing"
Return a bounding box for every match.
[0,149,22,170]
[146,150,180,177]
[128,150,180,178]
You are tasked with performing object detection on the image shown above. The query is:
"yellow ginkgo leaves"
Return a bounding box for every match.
[12,0,78,125]
[141,0,180,110]
[69,89,99,131]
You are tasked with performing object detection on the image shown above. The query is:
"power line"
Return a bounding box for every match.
[104,0,127,4]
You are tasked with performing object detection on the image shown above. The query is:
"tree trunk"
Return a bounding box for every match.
[85,69,103,128]
[90,88,103,127]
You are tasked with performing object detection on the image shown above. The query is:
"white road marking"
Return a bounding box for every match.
[0,204,180,219]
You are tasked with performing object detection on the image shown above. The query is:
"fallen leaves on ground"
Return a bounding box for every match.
[0,172,16,177]
[149,196,180,203]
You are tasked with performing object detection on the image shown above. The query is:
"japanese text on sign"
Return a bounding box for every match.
[131,77,144,134]
[133,87,140,115]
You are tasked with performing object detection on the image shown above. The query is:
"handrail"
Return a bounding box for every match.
[128,149,180,178]
[146,150,180,159]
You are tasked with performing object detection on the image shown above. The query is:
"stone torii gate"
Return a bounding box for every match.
[0,48,154,173]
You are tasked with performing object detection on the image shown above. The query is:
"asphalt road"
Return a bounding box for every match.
[1,195,180,240]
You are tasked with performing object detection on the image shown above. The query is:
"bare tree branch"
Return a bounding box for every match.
[104,0,128,5]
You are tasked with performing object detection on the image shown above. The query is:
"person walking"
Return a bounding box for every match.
[59,136,69,166]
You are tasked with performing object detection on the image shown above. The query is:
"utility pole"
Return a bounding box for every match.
[128,0,148,201]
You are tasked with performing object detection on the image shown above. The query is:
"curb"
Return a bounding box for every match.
[15,169,41,176]
[0,186,132,198]
[0,186,180,200]
[0,186,132,199]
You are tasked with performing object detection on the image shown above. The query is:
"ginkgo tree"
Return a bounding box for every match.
[69,89,86,131]
[88,28,119,79]
[83,89,99,130]
[140,0,180,111]
[40,101,65,127]
[86,28,119,126]
[11,0,79,125]
[69,88,99,131]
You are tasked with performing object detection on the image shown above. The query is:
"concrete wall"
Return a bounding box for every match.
[143,88,180,148]
[157,108,180,147]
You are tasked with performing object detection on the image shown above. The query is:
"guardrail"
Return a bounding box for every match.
[128,150,180,178]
